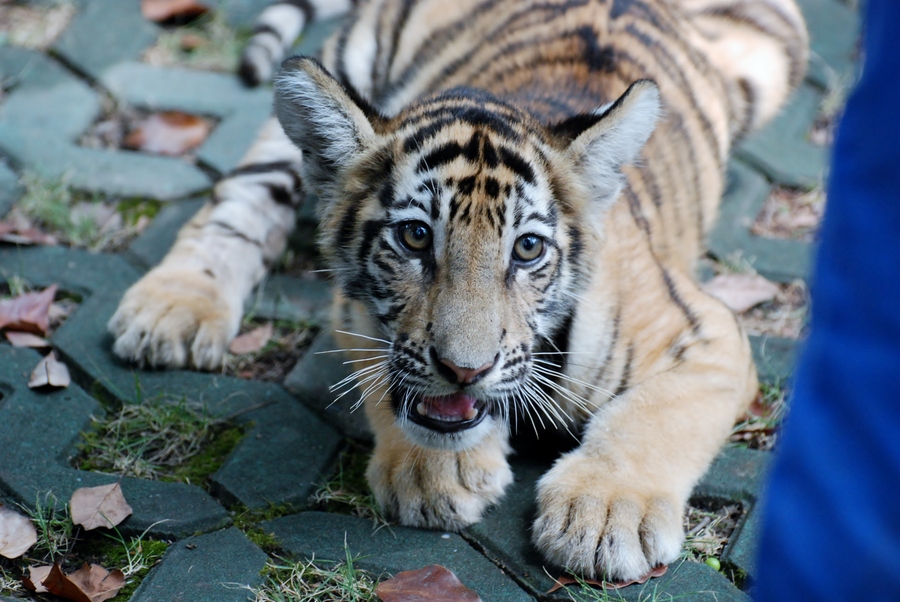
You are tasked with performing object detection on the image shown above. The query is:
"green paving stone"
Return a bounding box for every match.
[0,68,99,141]
[209,383,343,510]
[53,0,160,81]
[735,84,828,189]
[695,447,770,502]
[283,331,373,441]
[0,46,72,91]
[126,197,206,269]
[292,17,345,57]
[130,528,267,602]
[0,70,211,199]
[797,0,860,90]
[264,511,532,602]
[0,159,21,217]
[749,335,797,386]
[101,61,272,118]
[250,274,332,326]
[0,247,343,512]
[723,505,761,580]
[34,146,209,200]
[0,346,230,539]
[210,0,269,27]
[708,161,812,283]
[197,102,273,174]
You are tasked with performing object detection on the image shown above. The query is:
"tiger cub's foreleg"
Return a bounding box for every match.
[532,273,757,581]
[108,119,302,369]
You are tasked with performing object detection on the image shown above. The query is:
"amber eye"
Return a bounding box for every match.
[397,221,433,252]
[513,234,544,263]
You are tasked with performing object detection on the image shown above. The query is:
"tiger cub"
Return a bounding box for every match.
[109,0,807,581]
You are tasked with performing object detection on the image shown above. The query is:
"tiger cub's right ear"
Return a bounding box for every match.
[274,56,381,194]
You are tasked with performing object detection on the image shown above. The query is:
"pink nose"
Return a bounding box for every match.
[440,358,494,384]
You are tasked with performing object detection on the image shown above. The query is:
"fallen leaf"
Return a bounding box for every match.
[701,273,780,314]
[0,221,58,245]
[28,351,71,389]
[0,504,37,559]
[546,565,668,594]
[124,112,210,156]
[376,565,482,602]
[5,331,51,349]
[228,323,274,355]
[70,483,133,531]
[22,564,53,593]
[57,563,125,602]
[0,284,58,334]
[141,0,209,22]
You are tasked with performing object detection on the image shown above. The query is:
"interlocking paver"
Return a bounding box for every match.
[0,345,231,539]
[264,511,532,602]
[0,0,853,598]
[129,528,268,602]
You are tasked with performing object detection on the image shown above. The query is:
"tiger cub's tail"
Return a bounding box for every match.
[239,0,355,86]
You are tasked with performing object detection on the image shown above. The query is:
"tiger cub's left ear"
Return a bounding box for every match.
[553,79,661,207]
[274,56,381,195]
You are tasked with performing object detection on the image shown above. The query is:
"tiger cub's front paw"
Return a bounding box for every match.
[532,452,684,583]
[366,438,513,531]
[108,267,238,370]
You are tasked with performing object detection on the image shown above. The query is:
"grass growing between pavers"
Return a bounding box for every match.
[729,382,788,451]
[8,173,160,252]
[251,551,380,602]
[682,500,744,566]
[308,443,387,529]
[0,491,169,599]
[74,396,247,486]
[143,12,251,73]
[231,503,303,555]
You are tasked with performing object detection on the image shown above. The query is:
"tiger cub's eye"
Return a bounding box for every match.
[398,221,433,252]
[513,234,545,262]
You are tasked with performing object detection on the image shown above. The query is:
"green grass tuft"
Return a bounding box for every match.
[75,397,247,486]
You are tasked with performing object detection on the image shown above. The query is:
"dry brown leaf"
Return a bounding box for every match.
[546,564,668,594]
[22,564,53,593]
[0,221,58,245]
[125,111,211,156]
[63,563,126,602]
[0,504,37,559]
[6,331,51,349]
[376,565,482,602]
[701,274,780,314]
[141,0,209,22]
[70,483,133,531]
[28,351,71,389]
[0,284,57,334]
[228,322,274,355]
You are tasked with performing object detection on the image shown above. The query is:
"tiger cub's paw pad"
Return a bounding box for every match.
[532,455,684,583]
[108,269,237,370]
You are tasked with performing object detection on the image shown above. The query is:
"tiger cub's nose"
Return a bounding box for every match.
[438,357,495,385]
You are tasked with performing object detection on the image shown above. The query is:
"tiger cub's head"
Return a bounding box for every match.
[275,57,659,450]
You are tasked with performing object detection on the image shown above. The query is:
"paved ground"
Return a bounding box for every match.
[0,0,858,600]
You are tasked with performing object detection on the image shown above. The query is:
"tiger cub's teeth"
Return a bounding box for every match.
[464,407,479,420]
[416,402,427,416]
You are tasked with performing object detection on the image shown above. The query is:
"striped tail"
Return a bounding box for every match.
[239,0,355,86]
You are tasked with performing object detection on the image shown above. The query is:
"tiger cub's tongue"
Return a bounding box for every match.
[417,392,479,421]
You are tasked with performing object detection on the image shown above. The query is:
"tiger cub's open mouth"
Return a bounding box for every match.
[405,391,489,433]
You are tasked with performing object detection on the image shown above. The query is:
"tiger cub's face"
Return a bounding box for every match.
[275,58,660,450]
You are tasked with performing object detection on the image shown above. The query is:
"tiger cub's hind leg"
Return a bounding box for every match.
[108,119,303,369]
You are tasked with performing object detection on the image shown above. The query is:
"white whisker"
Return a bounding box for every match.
[334,329,392,345]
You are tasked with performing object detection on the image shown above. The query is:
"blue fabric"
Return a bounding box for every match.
[755,1,900,599]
